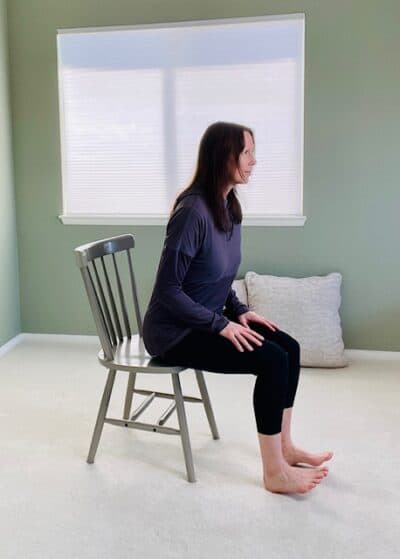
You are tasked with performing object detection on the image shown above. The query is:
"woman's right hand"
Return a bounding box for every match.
[219,321,264,352]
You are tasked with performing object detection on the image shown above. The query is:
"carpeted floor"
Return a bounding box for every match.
[0,336,399,559]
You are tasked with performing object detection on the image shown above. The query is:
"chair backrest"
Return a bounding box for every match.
[74,234,143,361]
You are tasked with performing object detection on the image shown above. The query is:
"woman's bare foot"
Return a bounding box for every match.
[264,464,326,494]
[283,445,333,469]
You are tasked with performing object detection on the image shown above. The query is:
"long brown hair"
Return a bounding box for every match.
[173,122,254,232]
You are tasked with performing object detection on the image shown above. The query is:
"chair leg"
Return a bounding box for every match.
[87,369,117,464]
[123,372,137,419]
[172,373,196,483]
[195,370,220,440]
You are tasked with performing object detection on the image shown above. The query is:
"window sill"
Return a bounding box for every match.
[58,214,307,226]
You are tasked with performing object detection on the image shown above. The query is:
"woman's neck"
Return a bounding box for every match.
[223,184,235,200]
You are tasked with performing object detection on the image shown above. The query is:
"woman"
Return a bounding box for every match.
[143,122,333,494]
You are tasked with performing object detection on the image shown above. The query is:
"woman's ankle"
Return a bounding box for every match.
[257,432,287,476]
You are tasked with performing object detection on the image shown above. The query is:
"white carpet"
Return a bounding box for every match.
[0,336,399,559]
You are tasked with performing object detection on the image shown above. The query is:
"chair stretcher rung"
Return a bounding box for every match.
[130,392,156,420]
[133,388,202,403]
[104,417,180,435]
[157,402,176,426]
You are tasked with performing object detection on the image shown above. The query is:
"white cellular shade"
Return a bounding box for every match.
[175,60,301,215]
[61,68,167,214]
[57,15,304,222]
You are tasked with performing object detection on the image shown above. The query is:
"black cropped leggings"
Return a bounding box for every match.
[161,323,301,436]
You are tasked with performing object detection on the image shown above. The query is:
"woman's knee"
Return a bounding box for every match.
[273,330,300,364]
[287,335,300,360]
[253,340,289,376]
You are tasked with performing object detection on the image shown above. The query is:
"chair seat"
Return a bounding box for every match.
[98,334,186,374]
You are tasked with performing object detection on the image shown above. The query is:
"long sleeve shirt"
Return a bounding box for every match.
[142,190,248,357]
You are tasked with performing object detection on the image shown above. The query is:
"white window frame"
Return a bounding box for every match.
[57,14,306,227]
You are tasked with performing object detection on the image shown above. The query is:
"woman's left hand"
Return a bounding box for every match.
[238,310,279,332]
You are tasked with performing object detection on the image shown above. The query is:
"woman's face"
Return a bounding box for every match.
[231,131,256,185]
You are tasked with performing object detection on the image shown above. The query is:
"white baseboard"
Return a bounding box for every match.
[0,333,99,357]
[19,333,99,345]
[0,334,24,357]
[345,349,400,359]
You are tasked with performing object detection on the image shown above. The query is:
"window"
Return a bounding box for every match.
[57,14,305,226]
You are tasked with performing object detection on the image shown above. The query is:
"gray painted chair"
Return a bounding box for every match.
[74,234,220,482]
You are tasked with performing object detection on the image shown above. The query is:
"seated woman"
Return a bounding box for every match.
[143,122,333,494]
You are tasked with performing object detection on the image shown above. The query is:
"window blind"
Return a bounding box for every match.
[57,15,305,222]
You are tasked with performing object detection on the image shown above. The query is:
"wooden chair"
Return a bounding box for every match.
[74,234,219,482]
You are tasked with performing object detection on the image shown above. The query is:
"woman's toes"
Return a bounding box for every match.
[313,472,325,483]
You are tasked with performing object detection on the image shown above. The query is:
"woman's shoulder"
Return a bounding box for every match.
[174,189,210,218]
[165,190,210,247]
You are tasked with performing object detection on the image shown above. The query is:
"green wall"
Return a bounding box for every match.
[0,0,19,347]
[6,0,400,350]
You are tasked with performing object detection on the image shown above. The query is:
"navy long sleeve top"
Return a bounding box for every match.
[142,190,249,357]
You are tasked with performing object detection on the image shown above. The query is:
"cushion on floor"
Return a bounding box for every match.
[244,271,347,368]
[231,278,248,306]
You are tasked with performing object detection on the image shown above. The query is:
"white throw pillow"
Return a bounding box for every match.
[232,279,248,306]
[245,271,347,368]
